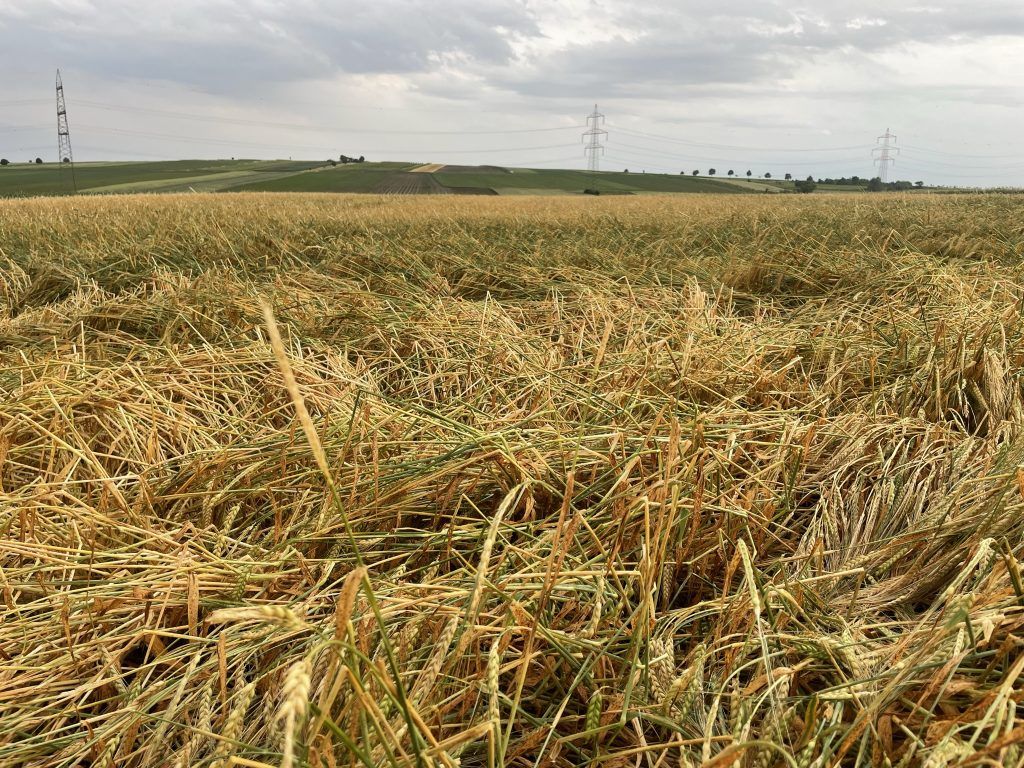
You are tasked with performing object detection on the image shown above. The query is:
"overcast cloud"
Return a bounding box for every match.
[1,0,1022,185]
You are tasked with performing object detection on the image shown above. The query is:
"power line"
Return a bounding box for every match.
[898,152,1024,171]
[69,99,583,135]
[6,83,1018,178]
[61,121,1023,173]
[508,154,594,167]
[67,76,565,117]
[608,124,871,153]
[59,144,591,168]
[9,114,960,172]
[4,118,589,156]
[607,141,867,168]
[0,98,51,107]
[582,105,607,172]
[604,156,679,174]
[873,128,898,183]
[56,69,77,192]
[76,126,580,155]
[9,117,583,155]
[5,112,599,166]
[6,144,62,154]
[68,144,183,159]
[894,159,1024,180]
[898,142,1022,160]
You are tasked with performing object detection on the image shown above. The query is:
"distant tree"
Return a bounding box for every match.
[784,173,792,180]
[914,181,925,188]
[727,170,734,176]
[62,157,71,163]
[867,177,884,192]
[35,157,43,164]
[764,172,772,179]
[746,170,752,178]
[708,168,716,176]
[358,155,365,163]
[692,170,699,176]
[794,178,817,194]
[329,160,338,167]
[0,159,8,166]
[624,169,629,173]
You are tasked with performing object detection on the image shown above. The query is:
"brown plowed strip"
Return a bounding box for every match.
[409,164,446,173]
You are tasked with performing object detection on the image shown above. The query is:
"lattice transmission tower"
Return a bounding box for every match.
[873,128,898,184]
[56,69,77,193]
[582,105,607,172]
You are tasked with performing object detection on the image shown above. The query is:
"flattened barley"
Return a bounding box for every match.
[4,192,1024,768]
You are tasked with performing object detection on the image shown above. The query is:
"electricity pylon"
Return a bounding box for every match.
[582,105,607,172]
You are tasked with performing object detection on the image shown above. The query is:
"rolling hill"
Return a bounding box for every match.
[1,158,766,197]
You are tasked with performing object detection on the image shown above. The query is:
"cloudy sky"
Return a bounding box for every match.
[1,0,1022,186]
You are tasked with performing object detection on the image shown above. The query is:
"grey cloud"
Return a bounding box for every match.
[494,42,783,99]
[479,0,1024,99]
[0,0,538,90]
[3,0,1020,97]
[1,0,1021,186]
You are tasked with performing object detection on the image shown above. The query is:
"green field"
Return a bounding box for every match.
[1,159,759,198]
[0,159,327,197]
[230,164,749,195]
[429,167,746,195]
[0,158,877,198]
[232,162,419,193]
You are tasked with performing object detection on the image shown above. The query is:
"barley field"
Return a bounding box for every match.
[2,193,1023,768]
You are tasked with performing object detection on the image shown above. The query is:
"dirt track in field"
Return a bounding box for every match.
[409,164,446,173]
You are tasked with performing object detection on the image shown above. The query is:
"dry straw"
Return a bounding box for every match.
[2,192,1024,767]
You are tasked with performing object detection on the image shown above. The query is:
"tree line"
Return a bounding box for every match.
[674,168,926,192]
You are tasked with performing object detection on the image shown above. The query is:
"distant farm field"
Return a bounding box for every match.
[1,159,757,197]
[2,192,1023,768]
[428,167,747,195]
[232,162,420,193]
[0,159,326,196]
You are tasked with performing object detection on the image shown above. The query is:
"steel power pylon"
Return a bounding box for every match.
[873,128,898,184]
[56,69,77,193]
[582,105,607,172]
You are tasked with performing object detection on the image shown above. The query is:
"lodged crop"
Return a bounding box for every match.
[1,192,1023,767]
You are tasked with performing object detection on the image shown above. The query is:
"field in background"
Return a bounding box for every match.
[0,159,325,196]
[2,192,1024,767]
[425,167,747,195]
[1,159,753,197]
[232,162,422,194]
